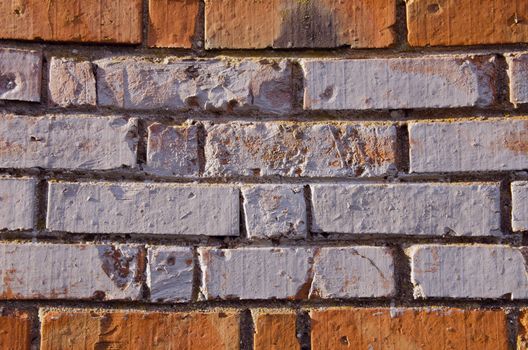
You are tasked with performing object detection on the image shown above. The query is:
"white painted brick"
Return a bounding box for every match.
[0,114,137,170]
[0,48,41,102]
[408,245,528,299]
[311,247,395,298]
[147,246,194,303]
[47,182,239,236]
[95,58,293,114]
[145,123,199,177]
[410,119,528,173]
[0,177,36,230]
[198,247,313,300]
[512,181,528,232]
[311,183,501,236]
[205,122,397,177]
[0,243,142,300]
[506,53,528,106]
[302,56,496,110]
[48,57,96,107]
[242,185,307,239]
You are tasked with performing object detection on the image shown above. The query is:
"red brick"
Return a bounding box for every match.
[253,311,299,350]
[0,312,31,350]
[148,0,199,48]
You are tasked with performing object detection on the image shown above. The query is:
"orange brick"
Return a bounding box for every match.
[0,0,142,44]
[407,0,528,46]
[253,311,299,350]
[311,308,507,350]
[205,0,395,49]
[0,312,31,350]
[148,0,200,48]
[517,309,528,348]
[40,310,240,350]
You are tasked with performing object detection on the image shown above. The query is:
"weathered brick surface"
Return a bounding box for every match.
[205,0,396,49]
[0,48,41,102]
[518,309,528,348]
[205,122,397,177]
[0,0,142,43]
[408,245,528,299]
[148,0,199,48]
[0,114,137,170]
[47,182,239,236]
[48,58,96,107]
[302,56,496,110]
[0,178,36,231]
[40,310,240,350]
[0,243,143,300]
[253,311,299,350]
[242,185,307,239]
[311,308,508,349]
[0,312,31,350]
[410,119,528,173]
[145,123,200,177]
[407,0,528,47]
[507,53,528,106]
[511,182,528,232]
[311,183,501,236]
[96,58,293,114]
[198,246,394,300]
[147,246,194,303]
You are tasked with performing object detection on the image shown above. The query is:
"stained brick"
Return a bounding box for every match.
[0,177,36,231]
[205,122,397,177]
[148,0,199,48]
[0,312,31,350]
[0,243,143,300]
[253,311,299,350]
[40,310,240,350]
[407,0,528,46]
[0,0,142,43]
[47,182,239,236]
[48,58,96,107]
[512,181,528,232]
[205,0,396,49]
[507,53,528,106]
[302,56,497,110]
[0,48,42,102]
[311,308,508,349]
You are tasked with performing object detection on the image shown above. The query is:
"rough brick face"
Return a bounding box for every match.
[507,53,528,106]
[40,310,240,350]
[311,183,501,236]
[47,182,239,236]
[96,58,293,114]
[205,122,397,177]
[253,311,300,350]
[0,0,143,43]
[408,245,528,299]
[511,182,528,232]
[0,178,36,231]
[0,114,137,170]
[302,56,497,110]
[311,308,508,349]
[0,48,42,102]
[48,58,96,107]
[407,0,528,46]
[148,0,199,48]
[205,0,396,49]
[0,243,143,300]
[0,312,31,350]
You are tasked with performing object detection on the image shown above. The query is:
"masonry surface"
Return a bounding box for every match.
[0,0,528,349]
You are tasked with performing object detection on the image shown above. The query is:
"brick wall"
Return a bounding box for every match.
[0,1,528,349]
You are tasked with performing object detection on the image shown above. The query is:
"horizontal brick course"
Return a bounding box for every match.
[205,122,397,177]
[302,56,497,110]
[198,246,394,300]
[410,118,528,173]
[0,114,137,170]
[47,182,239,236]
[311,183,501,236]
[48,58,96,107]
[408,245,528,299]
[507,53,528,106]
[0,177,36,231]
[96,58,293,114]
[0,0,143,43]
[0,243,143,300]
[205,0,396,49]
[310,308,508,349]
[0,48,42,102]
[40,310,240,350]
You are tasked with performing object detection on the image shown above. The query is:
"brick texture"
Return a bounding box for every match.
[148,0,199,48]
[40,310,240,350]
[311,308,508,349]
[253,311,300,350]
[205,0,396,49]
[511,182,528,232]
[0,178,36,231]
[0,48,41,102]
[0,0,143,43]
[48,58,96,107]
[407,0,528,46]
[507,53,528,106]
[0,312,31,350]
